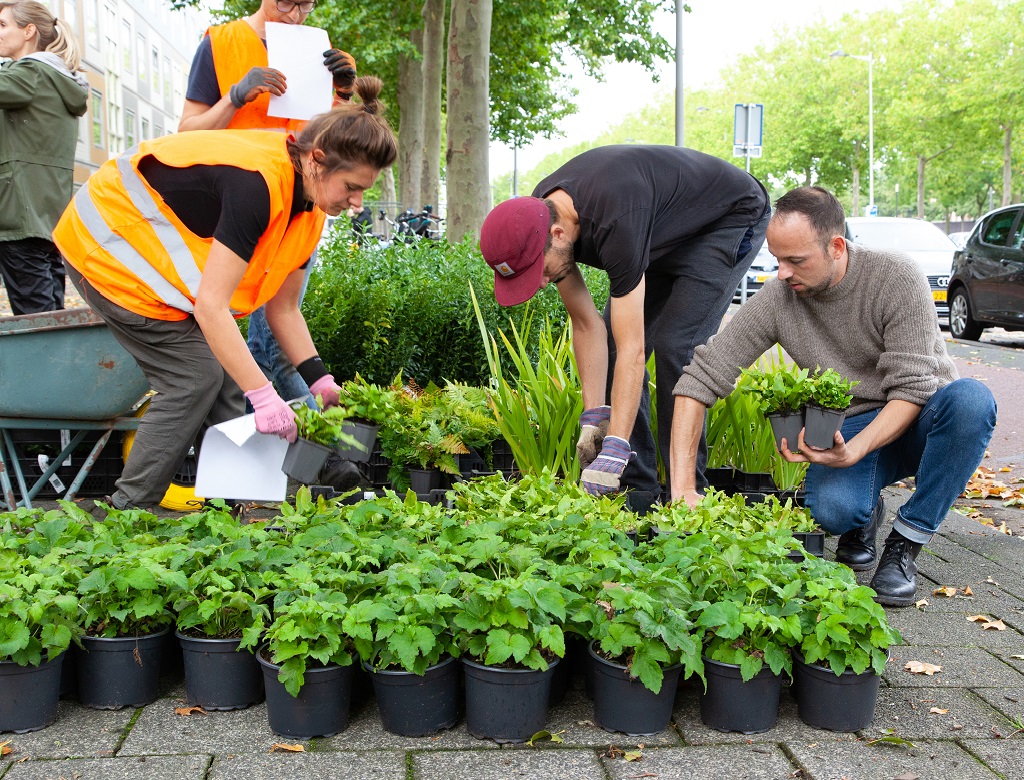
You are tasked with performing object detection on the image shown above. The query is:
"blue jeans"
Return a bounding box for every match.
[804,378,996,543]
[246,254,317,410]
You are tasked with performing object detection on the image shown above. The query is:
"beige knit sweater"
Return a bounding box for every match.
[674,243,959,415]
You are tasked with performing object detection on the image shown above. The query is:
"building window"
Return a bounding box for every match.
[141,117,150,140]
[151,47,159,92]
[136,33,146,81]
[121,20,131,72]
[162,56,170,98]
[63,0,78,35]
[90,89,104,147]
[87,0,99,48]
[125,109,135,148]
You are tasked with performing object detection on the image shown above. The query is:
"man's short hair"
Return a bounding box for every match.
[773,187,846,251]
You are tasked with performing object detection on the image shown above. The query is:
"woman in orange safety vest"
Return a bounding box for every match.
[53,77,397,512]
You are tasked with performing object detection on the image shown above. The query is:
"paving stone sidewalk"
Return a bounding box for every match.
[3,487,1022,780]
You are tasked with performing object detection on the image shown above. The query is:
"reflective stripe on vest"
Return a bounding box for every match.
[72,174,197,313]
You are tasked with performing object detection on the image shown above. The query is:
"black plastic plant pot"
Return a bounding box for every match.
[336,420,378,463]
[793,530,826,558]
[704,467,736,493]
[803,406,846,450]
[59,645,77,699]
[733,470,777,493]
[364,655,460,737]
[77,626,169,710]
[0,652,64,733]
[462,657,558,743]
[699,656,783,734]
[282,437,332,484]
[768,410,805,451]
[178,632,264,711]
[258,647,354,739]
[408,468,442,494]
[792,651,883,732]
[588,641,682,736]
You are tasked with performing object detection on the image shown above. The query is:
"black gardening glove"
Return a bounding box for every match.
[323,49,357,100]
[229,67,286,108]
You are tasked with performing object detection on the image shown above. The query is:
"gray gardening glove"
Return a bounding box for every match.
[576,405,611,470]
[229,67,286,108]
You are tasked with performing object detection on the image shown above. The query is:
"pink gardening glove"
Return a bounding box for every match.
[309,374,342,409]
[245,382,297,442]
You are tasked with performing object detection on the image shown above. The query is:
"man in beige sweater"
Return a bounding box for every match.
[670,186,996,606]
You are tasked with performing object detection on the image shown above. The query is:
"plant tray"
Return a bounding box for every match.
[793,530,825,557]
[705,467,736,492]
[733,470,778,493]
[8,429,123,498]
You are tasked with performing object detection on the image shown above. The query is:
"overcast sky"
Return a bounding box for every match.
[489,0,903,178]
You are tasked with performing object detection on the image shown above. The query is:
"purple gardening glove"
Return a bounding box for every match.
[581,435,634,496]
[576,405,610,470]
[309,374,342,409]
[245,382,297,443]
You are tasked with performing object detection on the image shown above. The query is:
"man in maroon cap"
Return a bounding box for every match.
[480,145,769,509]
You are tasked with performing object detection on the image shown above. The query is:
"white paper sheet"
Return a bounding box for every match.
[265,22,333,120]
[195,413,289,501]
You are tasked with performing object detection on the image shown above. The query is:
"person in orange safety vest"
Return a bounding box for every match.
[53,79,397,513]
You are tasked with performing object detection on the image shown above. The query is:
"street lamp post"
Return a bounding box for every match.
[831,49,874,213]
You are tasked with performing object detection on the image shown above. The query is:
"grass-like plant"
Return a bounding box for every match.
[471,284,582,480]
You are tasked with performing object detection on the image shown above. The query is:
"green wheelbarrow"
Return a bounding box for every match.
[0,308,151,510]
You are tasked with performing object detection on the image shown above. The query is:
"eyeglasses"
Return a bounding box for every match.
[275,0,316,14]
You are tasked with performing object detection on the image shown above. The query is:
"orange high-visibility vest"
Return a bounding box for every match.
[207,20,355,132]
[53,131,325,321]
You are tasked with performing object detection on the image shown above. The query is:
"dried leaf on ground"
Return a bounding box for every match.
[933,587,957,597]
[624,750,644,762]
[982,619,1007,631]
[915,599,929,609]
[894,773,921,780]
[963,586,974,596]
[174,705,207,716]
[929,707,949,715]
[0,741,11,756]
[968,614,991,622]
[270,743,305,753]
[527,730,563,745]
[905,661,942,675]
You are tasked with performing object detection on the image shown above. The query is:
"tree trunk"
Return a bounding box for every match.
[1002,121,1013,207]
[917,154,926,219]
[445,0,492,243]
[420,0,445,212]
[397,29,425,211]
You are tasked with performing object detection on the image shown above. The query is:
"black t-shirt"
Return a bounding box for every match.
[533,145,769,297]
[185,36,223,106]
[136,157,312,262]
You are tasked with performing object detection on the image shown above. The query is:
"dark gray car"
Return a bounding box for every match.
[947,204,1024,340]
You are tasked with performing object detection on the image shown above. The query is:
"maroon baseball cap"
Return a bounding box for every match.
[480,197,550,307]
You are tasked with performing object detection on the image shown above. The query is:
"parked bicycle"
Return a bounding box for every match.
[380,205,444,243]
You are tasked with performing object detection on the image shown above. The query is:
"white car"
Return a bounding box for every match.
[845,217,956,319]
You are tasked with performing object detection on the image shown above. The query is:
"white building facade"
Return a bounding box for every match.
[50,0,209,185]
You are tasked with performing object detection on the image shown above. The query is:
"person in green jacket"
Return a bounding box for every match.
[0,0,87,315]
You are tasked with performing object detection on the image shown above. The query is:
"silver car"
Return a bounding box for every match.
[845,217,956,319]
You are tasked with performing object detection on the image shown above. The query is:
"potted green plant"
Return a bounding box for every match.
[246,566,367,739]
[0,554,80,733]
[804,368,858,450]
[693,558,803,734]
[74,543,187,709]
[172,540,271,711]
[452,568,570,743]
[283,404,360,483]
[579,559,703,736]
[741,363,812,452]
[344,560,462,737]
[791,559,902,732]
[332,376,397,462]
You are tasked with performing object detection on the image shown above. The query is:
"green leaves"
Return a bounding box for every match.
[808,367,859,411]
